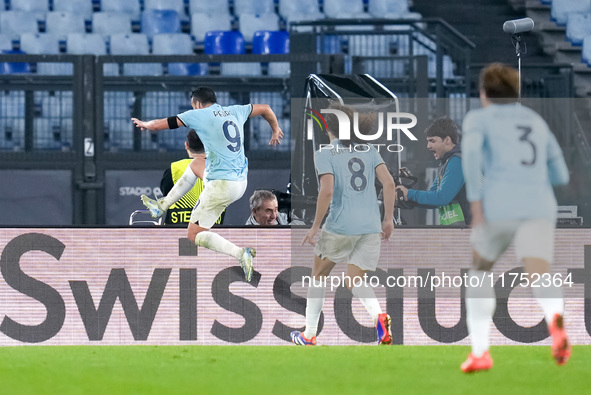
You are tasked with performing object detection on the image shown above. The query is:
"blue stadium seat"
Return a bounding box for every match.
[101,0,141,22]
[566,13,591,46]
[141,10,181,39]
[19,33,73,75]
[0,11,40,39]
[0,50,31,74]
[252,30,289,76]
[252,31,289,54]
[368,0,409,18]
[238,13,280,42]
[92,12,132,38]
[233,0,275,15]
[551,0,591,26]
[190,12,233,43]
[204,30,245,54]
[152,33,204,75]
[144,0,188,20]
[45,12,87,40]
[189,0,230,16]
[204,30,260,75]
[109,33,162,76]
[53,0,94,22]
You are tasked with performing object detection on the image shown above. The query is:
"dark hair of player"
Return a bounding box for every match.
[424,116,460,145]
[479,63,519,104]
[186,129,205,153]
[191,86,217,106]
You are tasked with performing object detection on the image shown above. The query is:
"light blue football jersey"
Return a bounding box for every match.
[462,103,569,222]
[178,103,252,181]
[314,140,385,235]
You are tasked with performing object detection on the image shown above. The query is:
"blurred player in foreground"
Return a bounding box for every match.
[132,86,283,282]
[461,63,571,372]
[292,104,396,346]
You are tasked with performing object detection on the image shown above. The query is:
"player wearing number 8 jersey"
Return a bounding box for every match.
[460,63,571,373]
[131,87,283,282]
[292,104,396,346]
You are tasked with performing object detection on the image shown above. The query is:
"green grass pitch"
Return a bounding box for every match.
[0,345,587,394]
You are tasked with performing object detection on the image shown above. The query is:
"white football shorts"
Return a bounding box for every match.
[470,218,555,263]
[314,229,381,271]
[190,179,247,228]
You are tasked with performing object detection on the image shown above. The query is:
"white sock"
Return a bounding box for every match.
[465,269,496,358]
[304,280,326,339]
[531,283,564,324]
[161,165,198,209]
[351,284,383,322]
[195,231,242,260]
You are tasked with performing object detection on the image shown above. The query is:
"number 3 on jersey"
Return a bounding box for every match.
[517,125,536,166]
[348,157,367,191]
[223,120,241,152]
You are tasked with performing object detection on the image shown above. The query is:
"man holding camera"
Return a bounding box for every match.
[395,116,470,225]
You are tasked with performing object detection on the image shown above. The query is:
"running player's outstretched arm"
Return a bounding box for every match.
[250,104,284,146]
[302,173,334,246]
[131,116,184,132]
[376,164,395,241]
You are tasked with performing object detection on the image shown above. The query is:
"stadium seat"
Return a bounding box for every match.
[0,50,31,74]
[233,0,275,16]
[109,33,162,76]
[238,13,280,42]
[368,0,409,18]
[101,0,141,22]
[551,0,591,26]
[92,12,132,38]
[583,36,591,66]
[144,0,188,20]
[9,0,48,22]
[53,0,94,22]
[141,10,182,39]
[566,14,591,46]
[190,12,233,43]
[278,0,324,30]
[0,11,40,39]
[152,33,204,75]
[278,0,321,17]
[66,33,119,75]
[204,30,259,75]
[19,33,73,75]
[45,12,87,40]
[252,30,290,76]
[204,30,245,54]
[189,0,230,16]
[0,35,13,51]
[252,31,289,54]
[66,33,106,54]
[0,118,25,151]
[323,0,369,18]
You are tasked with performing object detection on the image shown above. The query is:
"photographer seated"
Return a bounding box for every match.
[395,117,471,225]
[245,189,293,225]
